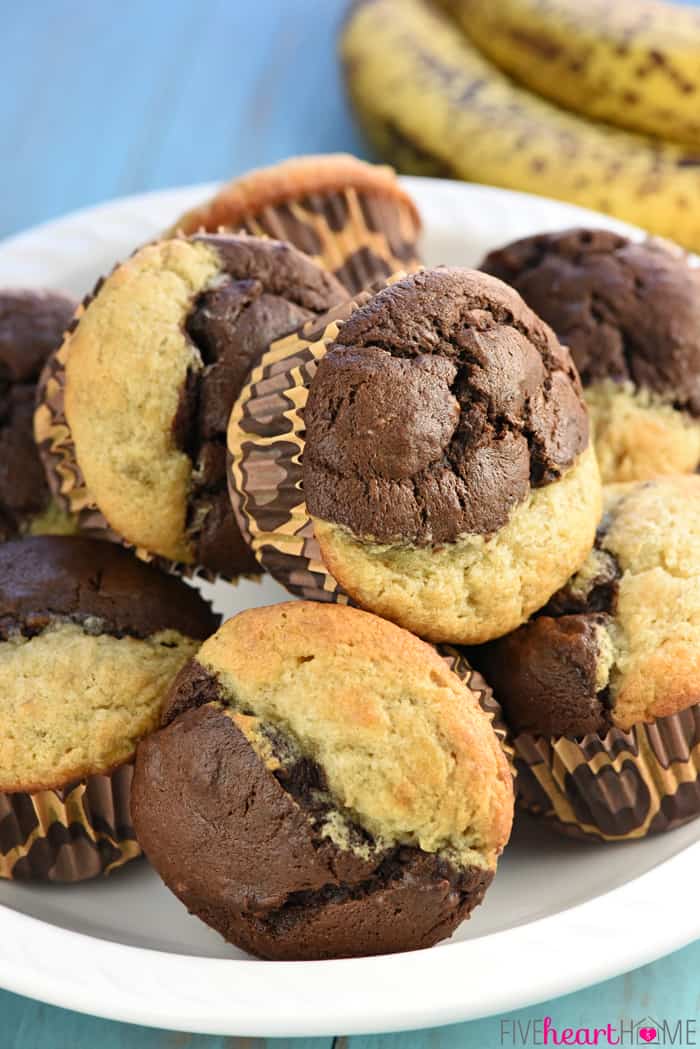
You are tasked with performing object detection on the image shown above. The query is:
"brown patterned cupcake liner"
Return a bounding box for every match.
[513,704,700,841]
[226,302,514,765]
[0,763,140,882]
[441,646,515,774]
[165,154,422,294]
[227,287,386,600]
[34,339,219,583]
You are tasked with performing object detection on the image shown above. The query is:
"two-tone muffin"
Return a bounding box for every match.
[0,535,219,880]
[132,601,513,960]
[482,229,700,483]
[477,475,700,840]
[43,234,346,579]
[0,289,76,539]
[302,268,602,643]
[166,153,422,294]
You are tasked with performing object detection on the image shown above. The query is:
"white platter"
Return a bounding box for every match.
[0,178,698,1038]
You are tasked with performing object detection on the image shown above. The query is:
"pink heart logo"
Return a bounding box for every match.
[639,1029,657,1044]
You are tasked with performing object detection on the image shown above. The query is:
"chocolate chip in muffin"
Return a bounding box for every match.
[0,289,77,539]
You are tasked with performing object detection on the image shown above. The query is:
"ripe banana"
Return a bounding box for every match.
[341,0,700,252]
[444,0,700,148]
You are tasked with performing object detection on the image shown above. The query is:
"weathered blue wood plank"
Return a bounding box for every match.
[0,0,364,237]
[345,940,700,1049]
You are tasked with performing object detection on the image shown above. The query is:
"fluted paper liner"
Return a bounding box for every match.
[227,286,390,600]
[0,763,140,882]
[34,339,219,583]
[166,155,422,295]
[514,704,700,841]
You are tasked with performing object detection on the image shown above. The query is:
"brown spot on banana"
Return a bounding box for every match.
[341,0,700,251]
[443,0,700,146]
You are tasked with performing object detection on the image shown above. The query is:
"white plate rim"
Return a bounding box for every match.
[0,177,697,1037]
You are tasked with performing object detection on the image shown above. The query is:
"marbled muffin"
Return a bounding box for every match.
[63,234,346,578]
[482,229,700,483]
[0,535,219,880]
[166,154,422,294]
[479,475,700,736]
[303,267,602,645]
[132,601,513,960]
[0,289,77,538]
[476,476,700,840]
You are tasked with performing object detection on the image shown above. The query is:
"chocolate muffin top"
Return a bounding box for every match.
[64,235,346,574]
[0,289,76,539]
[0,536,219,793]
[0,534,219,641]
[132,601,513,960]
[303,267,589,544]
[482,229,700,415]
[477,475,700,738]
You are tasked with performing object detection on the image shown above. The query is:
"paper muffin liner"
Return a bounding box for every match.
[34,339,219,584]
[0,762,140,882]
[166,155,422,294]
[441,646,515,774]
[513,704,700,841]
[227,286,389,600]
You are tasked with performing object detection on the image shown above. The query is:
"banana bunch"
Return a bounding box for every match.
[447,0,700,147]
[340,0,700,251]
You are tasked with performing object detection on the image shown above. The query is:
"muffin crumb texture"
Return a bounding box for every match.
[0,288,77,539]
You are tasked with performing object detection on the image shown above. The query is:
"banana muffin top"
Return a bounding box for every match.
[63,234,346,575]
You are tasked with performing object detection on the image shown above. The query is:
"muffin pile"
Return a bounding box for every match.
[3,154,700,960]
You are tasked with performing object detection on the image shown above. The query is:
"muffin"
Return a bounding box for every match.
[477,475,700,840]
[0,289,76,538]
[166,153,422,294]
[302,268,602,644]
[43,234,346,579]
[482,229,700,483]
[0,535,219,881]
[132,601,513,961]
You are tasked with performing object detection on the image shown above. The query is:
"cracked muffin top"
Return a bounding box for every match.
[303,266,590,545]
[63,234,346,576]
[132,601,513,960]
[481,230,700,483]
[477,475,700,737]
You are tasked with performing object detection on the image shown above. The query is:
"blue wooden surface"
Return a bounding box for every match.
[1,0,700,1044]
